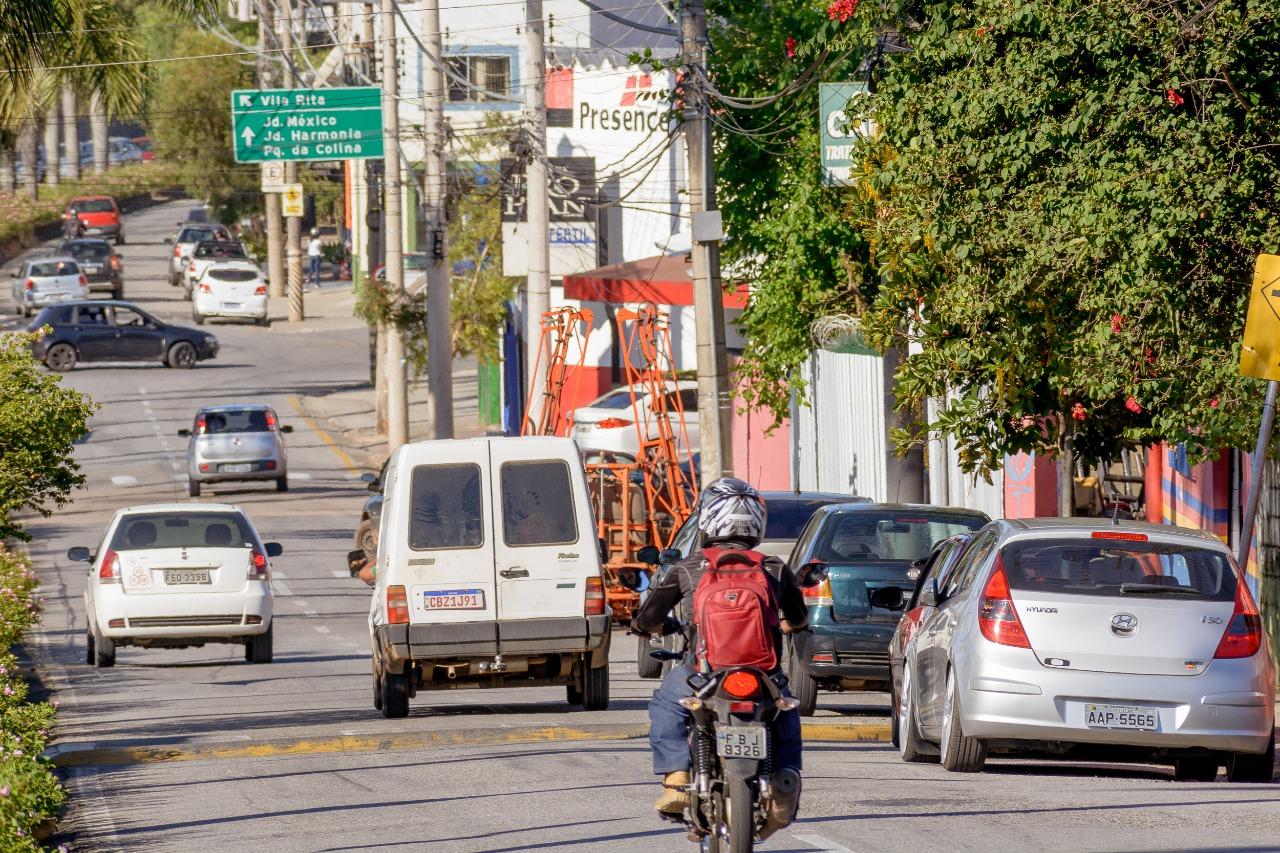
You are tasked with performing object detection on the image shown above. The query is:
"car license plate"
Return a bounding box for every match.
[221,302,241,310]
[164,569,210,585]
[423,588,485,610]
[1085,703,1159,731]
[83,265,100,273]
[221,463,253,473]
[716,725,767,759]
[86,227,102,234]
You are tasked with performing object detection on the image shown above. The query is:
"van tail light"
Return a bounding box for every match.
[585,576,606,616]
[387,585,410,624]
[98,548,120,583]
[596,418,632,430]
[1214,580,1263,659]
[977,554,1031,648]
[802,578,833,607]
[78,274,88,286]
[254,285,267,295]
[248,546,270,580]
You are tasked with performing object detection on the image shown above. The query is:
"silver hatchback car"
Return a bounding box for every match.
[896,518,1275,782]
[179,404,292,497]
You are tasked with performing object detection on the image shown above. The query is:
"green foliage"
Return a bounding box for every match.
[0,331,95,540]
[0,549,64,851]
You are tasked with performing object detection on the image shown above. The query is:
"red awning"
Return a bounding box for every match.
[561,254,747,308]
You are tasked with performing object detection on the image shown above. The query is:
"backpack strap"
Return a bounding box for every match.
[703,547,766,571]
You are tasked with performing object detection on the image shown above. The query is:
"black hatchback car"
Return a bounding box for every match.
[785,503,990,715]
[28,301,219,371]
[57,238,123,299]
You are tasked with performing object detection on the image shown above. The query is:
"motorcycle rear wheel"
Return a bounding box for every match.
[727,775,754,853]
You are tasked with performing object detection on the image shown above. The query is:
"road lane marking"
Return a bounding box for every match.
[287,394,361,474]
[796,835,858,853]
[110,475,137,487]
[273,571,288,578]
[331,570,352,578]
[303,608,318,617]
[272,579,294,596]
[314,625,330,633]
[290,471,312,481]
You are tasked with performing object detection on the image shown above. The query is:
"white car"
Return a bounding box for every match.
[71,503,280,667]
[570,380,701,457]
[11,255,88,317]
[192,261,269,325]
[182,239,250,300]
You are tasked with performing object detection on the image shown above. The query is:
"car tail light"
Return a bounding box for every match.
[387,584,410,624]
[195,417,207,435]
[810,651,834,664]
[198,463,210,472]
[1091,531,1148,542]
[23,279,34,290]
[265,411,278,430]
[198,283,212,293]
[247,546,270,580]
[721,670,760,699]
[802,578,833,607]
[596,418,632,430]
[98,548,120,583]
[585,576,606,616]
[977,554,1031,648]
[78,274,88,286]
[254,285,267,295]
[245,615,263,625]
[107,618,125,628]
[188,262,196,272]
[265,460,276,470]
[173,245,182,257]
[1215,581,1263,659]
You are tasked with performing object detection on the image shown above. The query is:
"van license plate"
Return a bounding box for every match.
[1085,703,1159,731]
[716,725,767,759]
[164,569,210,585]
[424,589,485,610]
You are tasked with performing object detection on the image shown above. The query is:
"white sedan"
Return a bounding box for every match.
[192,261,269,326]
[570,380,701,457]
[72,503,279,666]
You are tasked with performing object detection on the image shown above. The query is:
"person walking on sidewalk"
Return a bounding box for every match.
[307,228,323,289]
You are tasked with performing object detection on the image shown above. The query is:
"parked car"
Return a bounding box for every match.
[179,404,292,497]
[895,518,1276,782]
[354,458,389,562]
[130,136,156,161]
[11,256,88,317]
[887,532,976,748]
[78,137,144,168]
[63,196,124,244]
[182,240,250,300]
[636,490,870,679]
[70,503,281,667]
[27,300,219,371]
[571,381,701,457]
[166,223,231,286]
[192,262,269,326]
[57,238,123,299]
[367,436,611,717]
[784,503,991,715]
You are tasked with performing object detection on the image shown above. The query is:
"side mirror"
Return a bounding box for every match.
[367,479,380,492]
[163,236,174,244]
[347,548,369,575]
[264,542,283,557]
[280,424,293,433]
[795,560,829,589]
[177,428,191,437]
[658,548,682,565]
[67,546,92,563]
[360,472,377,484]
[918,579,940,608]
[869,586,906,611]
[636,544,661,566]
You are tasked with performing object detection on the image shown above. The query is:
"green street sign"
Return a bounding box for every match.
[820,82,870,187]
[231,87,384,163]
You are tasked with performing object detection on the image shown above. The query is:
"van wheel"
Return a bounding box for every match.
[1228,732,1276,782]
[381,670,409,718]
[188,479,200,497]
[940,668,986,772]
[580,661,610,711]
[94,631,115,668]
[247,625,273,663]
[784,638,818,717]
[276,477,288,493]
[637,635,663,679]
[86,629,95,665]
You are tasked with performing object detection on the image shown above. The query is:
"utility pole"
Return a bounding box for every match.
[258,0,285,301]
[363,3,387,434]
[279,0,305,322]
[422,0,454,439]
[381,0,409,451]
[681,0,733,484]
[523,0,551,425]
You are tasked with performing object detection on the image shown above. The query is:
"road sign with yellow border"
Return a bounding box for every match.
[1241,254,1280,380]
[281,183,304,218]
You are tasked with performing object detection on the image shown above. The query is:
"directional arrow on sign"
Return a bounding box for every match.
[240,127,255,147]
[238,93,253,107]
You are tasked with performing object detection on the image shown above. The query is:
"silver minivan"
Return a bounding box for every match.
[179,404,292,497]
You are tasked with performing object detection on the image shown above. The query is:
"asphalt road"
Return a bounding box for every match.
[11,201,1280,852]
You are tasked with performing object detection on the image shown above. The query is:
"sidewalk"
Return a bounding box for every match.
[288,281,484,470]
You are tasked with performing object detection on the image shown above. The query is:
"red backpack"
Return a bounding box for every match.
[692,548,780,671]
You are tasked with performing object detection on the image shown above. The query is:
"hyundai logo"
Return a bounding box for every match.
[1110,613,1139,636]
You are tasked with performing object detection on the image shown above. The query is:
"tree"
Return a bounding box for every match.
[0,332,95,540]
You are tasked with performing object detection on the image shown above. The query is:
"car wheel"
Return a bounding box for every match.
[940,668,986,772]
[381,670,410,718]
[1227,731,1276,782]
[355,518,378,559]
[898,664,933,763]
[86,629,95,665]
[784,637,818,717]
[45,343,77,372]
[637,634,663,679]
[580,660,610,711]
[1173,756,1221,782]
[276,476,288,493]
[94,631,115,668]
[167,341,197,369]
[188,479,200,497]
[193,312,204,325]
[247,624,273,664]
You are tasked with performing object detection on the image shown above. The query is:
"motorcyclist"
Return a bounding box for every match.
[633,477,809,838]
[64,208,84,239]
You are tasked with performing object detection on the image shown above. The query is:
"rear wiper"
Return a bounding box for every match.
[1119,583,1201,596]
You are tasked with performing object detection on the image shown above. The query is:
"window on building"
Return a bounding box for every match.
[446,54,513,102]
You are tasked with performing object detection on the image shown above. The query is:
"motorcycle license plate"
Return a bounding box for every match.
[424,588,485,610]
[717,725,767,759]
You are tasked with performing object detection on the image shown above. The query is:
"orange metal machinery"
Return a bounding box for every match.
[521,307,593,437]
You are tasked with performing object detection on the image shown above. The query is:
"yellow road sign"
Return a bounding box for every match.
[281,183,304,218]
[1240,254,1280,380]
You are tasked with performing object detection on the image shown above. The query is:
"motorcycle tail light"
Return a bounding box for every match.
[729,701,754,714]
[721,670,760,699]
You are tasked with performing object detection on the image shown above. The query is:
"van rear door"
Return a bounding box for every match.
[488,440,596,622]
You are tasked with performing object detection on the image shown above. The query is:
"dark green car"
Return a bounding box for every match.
[785,503,990,715]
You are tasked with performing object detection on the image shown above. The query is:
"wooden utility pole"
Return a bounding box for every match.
[381,0,409,451]
[422,0,453,438]
[523,0,551,425]
[258,1,285,300]
[279,0,305,321]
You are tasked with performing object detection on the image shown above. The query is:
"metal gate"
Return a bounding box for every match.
[1256,457,1280,666]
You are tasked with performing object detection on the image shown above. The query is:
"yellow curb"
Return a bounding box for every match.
[287,393,362,475]
[49,721,891,768]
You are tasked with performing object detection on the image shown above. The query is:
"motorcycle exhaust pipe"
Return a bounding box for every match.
[446,666,458,680]
[769,768,802,821]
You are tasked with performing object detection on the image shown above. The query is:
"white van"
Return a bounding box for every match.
[367,436,611,717]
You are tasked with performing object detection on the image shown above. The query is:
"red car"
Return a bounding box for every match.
[131,136,156,161]
[64,196,124,245]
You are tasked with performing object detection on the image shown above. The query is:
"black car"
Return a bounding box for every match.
[28,301,219,371]
[56,238,123,299]
[784,503,990,715]
[354,458,389,562]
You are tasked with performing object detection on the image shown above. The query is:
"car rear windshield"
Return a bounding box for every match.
[63,242,111,259]
[195,241,247,259]
[501,460,578,546]
[201,409,272,433]
[111,512,254,551]
[409,463,484,549]
[74,199,114,213]
[29,261,78,276]
[764,499,843,541]
[589,389,643,410]
[813,511,987,563]
[206,268,259,282]
[179,227,219,243]
[1003,537,1238,601]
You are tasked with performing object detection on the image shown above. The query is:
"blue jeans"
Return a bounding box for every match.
[649,664,803,776]
[308,255,322,285]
